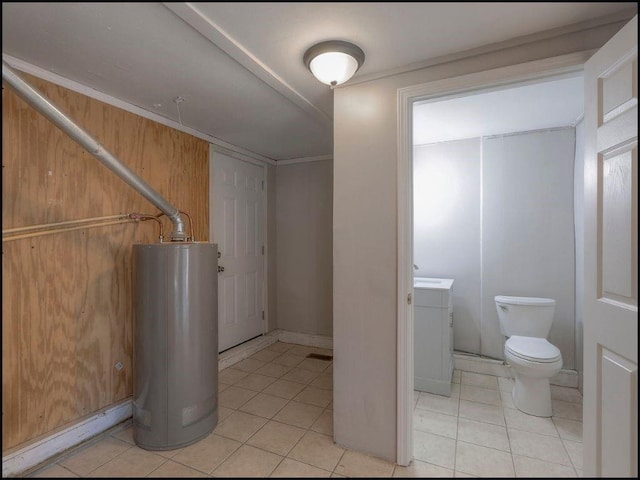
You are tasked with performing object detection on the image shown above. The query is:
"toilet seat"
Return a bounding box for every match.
[505,336,561,363]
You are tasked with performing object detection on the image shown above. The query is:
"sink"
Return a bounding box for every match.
[414,277,454,290]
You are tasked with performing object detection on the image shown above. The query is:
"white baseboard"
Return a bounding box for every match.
[2,399,132,478]
[3,329,332,476]
[453,352,579,388]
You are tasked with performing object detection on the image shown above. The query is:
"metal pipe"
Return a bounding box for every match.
[2,60,188,242]
[2,214,128,235]
[2,219,135,242]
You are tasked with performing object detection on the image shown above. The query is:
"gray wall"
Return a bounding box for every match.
[413,139,482,355]
[267,163,278,332]
[333,20,627,462]
[276,160,333,336]
[481,129,576,367]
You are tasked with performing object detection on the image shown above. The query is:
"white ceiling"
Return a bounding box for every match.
[2,3,636,161]
[413,73,585,145]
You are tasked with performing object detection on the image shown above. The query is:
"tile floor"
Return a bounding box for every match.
[27,342,583,477]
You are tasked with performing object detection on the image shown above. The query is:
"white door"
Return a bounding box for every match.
[211,151,265,352]
[583,15,637,477]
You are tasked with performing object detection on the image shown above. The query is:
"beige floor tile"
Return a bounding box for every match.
[110,424,135,445]
[413,408,458,439]
[413,430,456,469]
[212,444,282,477]
[238,392,289,419]
[457,417,510,452]
[250,349,282,363]
[234,358,267,373]
[458,399,505,426]
[450,383,461,398]
[452,370,461,384]
[59,437,131,476]
[287,345,317,357]
[331,474,346,478]
[298,358,332,372]
[508,428,572,466]
[415,391,459,416]
[552,399,583,421]
[30,464,80,477]
[460,384,502,406]
[233,373,277,392]
[552,417,583,442]
[86,446,166,477]
[273,400,324,429]
[499,389,517,410]
[453,471,477,477]
[246,420,306,456]
[255,362,293,378]
[219,383,230,393]
[214,411,268,443]
[310,409,333,435]
[270,458,332,477]
[334,450,395,477]
[504,407,558,436]
[218,368,250,385]
[454,441,515,477]
[497,376,515,392]
[287,431,345,472]
[282,367,321,384]
[170,433,241,474]
[576,468,584,477]
[513,454,577,477]
[310,373,333,390]
[562,439,583,471]
[294,385,333,407]
[218,406,235,422]
[393,459,454,477]
[272,353,306,368]
[148,460,207,477]
[263,379,306,399]
[461,371,499,390]
[550,385,583,404]
[219,386,258,409]
[266,342,295,353]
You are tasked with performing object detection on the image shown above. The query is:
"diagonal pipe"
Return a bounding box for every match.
[2,60,188,242]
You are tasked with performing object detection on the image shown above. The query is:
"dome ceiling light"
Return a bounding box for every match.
[303,40,365,87]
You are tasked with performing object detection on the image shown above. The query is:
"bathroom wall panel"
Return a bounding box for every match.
[482,128,576,368]
[2,73,209,450]
[413,139,482,354]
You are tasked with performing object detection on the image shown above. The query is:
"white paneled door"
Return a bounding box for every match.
[212,151,265,352]
[583,15,637,477]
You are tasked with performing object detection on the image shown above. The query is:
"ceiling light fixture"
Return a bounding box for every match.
[303,40,365,87]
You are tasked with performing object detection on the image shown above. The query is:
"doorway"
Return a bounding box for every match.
[395,53,589,465]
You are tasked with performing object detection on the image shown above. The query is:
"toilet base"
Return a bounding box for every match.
[512,374,552,417]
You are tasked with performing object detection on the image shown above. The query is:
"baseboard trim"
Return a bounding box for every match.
[453,352,579,388]
[2,399,132,478]
[3,329,332,476]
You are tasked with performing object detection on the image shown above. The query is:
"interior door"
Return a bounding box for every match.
[583,15,637,477]
[212,151,265,352]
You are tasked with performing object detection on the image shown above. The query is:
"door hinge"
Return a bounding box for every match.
[407,293,412,305]
[261,310,265,320]
[261,180,264,190]
[262,245,265,255]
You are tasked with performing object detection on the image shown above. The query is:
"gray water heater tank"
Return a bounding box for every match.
[133,242,218,450]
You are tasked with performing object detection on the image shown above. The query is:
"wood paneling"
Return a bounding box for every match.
[2,72,209,450]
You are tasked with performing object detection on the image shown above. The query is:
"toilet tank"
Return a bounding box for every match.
[494,295,556,338]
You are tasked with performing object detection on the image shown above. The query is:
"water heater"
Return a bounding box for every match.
[133,242,218,450]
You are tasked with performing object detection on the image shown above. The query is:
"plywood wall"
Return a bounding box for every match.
[2,72,209,450]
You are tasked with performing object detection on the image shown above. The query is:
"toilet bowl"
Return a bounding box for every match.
[504,335,562,416]
[495,295,563,417]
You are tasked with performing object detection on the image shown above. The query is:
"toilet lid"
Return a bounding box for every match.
[506,336,562,363]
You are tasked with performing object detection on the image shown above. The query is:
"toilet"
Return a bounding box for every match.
[495,295,562,417]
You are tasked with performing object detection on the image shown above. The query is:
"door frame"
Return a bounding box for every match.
[209,145,270,339]
[395,51,592,465]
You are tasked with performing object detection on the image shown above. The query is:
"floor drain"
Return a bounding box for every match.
[306,353,333,361]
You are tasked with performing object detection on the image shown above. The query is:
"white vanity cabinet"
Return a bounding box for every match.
[414,277,454,396]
